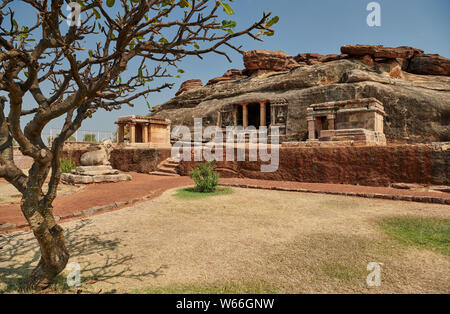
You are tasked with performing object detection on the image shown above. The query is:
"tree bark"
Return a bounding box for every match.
[25,223,69,290]
[21,165,69,290]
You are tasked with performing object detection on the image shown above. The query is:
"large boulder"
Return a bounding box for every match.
[243,50,294,73]
[408,54,450,76]
[340,45,424,59]
[175,79,203,96]
[206,69,247,85]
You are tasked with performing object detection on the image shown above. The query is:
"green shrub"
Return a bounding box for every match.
[60,158,76,173]
[189,161,219,193]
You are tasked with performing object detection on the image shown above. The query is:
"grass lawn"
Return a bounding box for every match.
[1,187,449,294]
[173,187,233,199]
[378,216,450,256]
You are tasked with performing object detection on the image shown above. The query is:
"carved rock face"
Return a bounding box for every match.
[80,138,113,166]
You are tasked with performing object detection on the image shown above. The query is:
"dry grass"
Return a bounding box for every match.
[0,187,449,294]
[0,181,82,205]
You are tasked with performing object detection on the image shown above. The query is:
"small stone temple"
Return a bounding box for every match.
[306,98,386,145]
[115,115,171,146]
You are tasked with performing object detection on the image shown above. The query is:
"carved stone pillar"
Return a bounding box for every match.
[260,102,266,127]
[217,111,222,128]
[129,123,136,143]
[142,123,149,143]
[242,104,248,129]
[233,105,238,127]
[307,116,315,140]
[118,124,125,143]
[327,114,335,130]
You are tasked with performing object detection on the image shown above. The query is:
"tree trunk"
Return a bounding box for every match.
[21,180,70,290]
[25,223,69,290]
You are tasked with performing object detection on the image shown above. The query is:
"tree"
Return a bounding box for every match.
[83,133,97,142]
[0,0,277,290]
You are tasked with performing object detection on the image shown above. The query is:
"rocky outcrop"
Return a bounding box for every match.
[341,45,424,59]
[294,53,348,65]
[341,45,450,76]
[408,54,450,76]
[175,79,203,96]
[243,50,298,74]
[206,69,248,85]
[151,45,450,143]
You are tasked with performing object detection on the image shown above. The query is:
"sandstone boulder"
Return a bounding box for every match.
[340,45,423,59]
[408,54,450,76]
[243,50,292,73]
[206,69,247,85]
[175,79,203,96]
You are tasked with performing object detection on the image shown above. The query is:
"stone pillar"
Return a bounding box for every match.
[118,124,125,143]
[327,114,335,130]
[260,102,266,127]
[233,105,238,127]
[217,111,222,128]
[242,104,248,129]
[307,116,315,140]
[142,123,149,143]
[129,123,136,143]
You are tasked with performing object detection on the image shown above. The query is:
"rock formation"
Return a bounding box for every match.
[175,79,203,96]
[150,45,450,143]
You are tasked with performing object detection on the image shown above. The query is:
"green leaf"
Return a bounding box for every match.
[106,0,115,7]
[193,41,200,49]
[177,69,184,73]
[88,49,94,58]
[159,37,169,44]
[93,8,101,19]
[265,16,279,28]
[219,2,234,15]
[263,30,274,37]
[24,71,29,78]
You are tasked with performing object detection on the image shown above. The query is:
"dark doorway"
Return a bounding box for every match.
[135,124,143,143]
[265,102,271,126]
[236,105,243,126]
[247,103,260,127]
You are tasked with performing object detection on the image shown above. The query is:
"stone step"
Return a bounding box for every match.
[163,162,179,168]
[149,171,180,177]
[157,166,178,174]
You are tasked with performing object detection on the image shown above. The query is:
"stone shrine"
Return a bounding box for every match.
[61,139,132,184]
[306,98,386,145]
[115,115,171,146]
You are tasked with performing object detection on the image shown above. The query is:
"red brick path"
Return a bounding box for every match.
[1,174,448,233]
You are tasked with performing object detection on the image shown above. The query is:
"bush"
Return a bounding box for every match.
[60,158,76,173]
[189,161,220,193]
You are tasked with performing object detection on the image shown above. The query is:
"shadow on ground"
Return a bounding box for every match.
[0,220,166,293]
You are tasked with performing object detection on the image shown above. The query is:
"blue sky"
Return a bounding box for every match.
[5,0,450,136]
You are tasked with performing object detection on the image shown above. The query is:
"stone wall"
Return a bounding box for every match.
[61,146,172,173]
[178,143,449,187]
[110,148,171,173]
